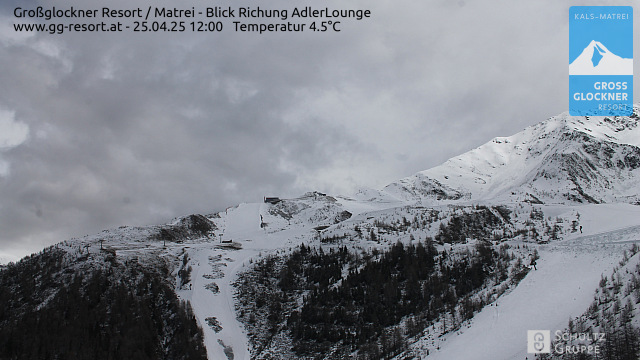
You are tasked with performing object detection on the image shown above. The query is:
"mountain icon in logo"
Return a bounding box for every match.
[569,40,633,75]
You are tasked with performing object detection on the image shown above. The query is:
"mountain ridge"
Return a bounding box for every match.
[382,105,640,206]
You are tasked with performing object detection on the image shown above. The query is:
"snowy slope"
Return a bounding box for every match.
[418,204,640,360]
[176,199,357,360]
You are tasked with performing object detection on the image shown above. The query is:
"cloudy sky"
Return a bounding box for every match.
[0,0,637,261]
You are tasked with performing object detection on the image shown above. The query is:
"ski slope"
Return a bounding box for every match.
[423,211,640,360]
[179,201,322,360]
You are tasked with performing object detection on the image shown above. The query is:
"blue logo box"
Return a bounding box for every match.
[569,6,633,116]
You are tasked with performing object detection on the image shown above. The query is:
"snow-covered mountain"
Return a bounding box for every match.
[384,106,640,205]
[569,40,633,75]
[2,106,640,360]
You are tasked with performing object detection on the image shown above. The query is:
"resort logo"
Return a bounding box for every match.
[569,6,633,116]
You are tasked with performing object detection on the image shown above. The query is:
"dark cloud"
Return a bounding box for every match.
[0,0,637,260]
